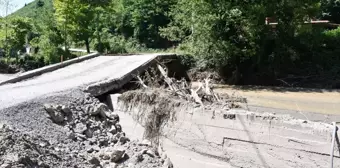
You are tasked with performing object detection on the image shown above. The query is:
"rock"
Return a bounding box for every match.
[89,157,100,165]
[145,150,155,157]
[115,124,122,132]
[75,106,82,111]
[99,151,111,160]
[0,163,11,168]
[111,113,120,122]
[162,157,173,168]
[76,133,87,141]
[67,132,76,140]
[103,162,117,168]
[139,139,151,146]
[87,147,94,153]
[44,104,55,113]
[111,137,118,144]
[99,137,109,147]
[130,153,143,164]
[140,149,147,155]
[109,126,117,134]
[86,105,95,115]
[110,148,126,163]
[84,128,93,138]
[93,103,109,118]
[61,106,72,115]
[44,104,65,123]
[84,95,93,104]
[119,136,130,145]
[74,123,87,134]
[55,104,63,111]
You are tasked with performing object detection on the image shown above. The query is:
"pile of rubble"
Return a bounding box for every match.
[0,91,173,168]
[137,64,245,110]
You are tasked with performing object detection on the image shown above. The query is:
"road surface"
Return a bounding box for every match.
[0,54,159,110]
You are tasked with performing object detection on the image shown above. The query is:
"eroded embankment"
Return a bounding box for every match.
[117,89,340,168]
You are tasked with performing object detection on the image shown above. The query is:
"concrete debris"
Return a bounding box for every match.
[110,148,126,163]
[89,156,100,165]
[119,136,130,145]
[0,90,168,168]
[44,104,65,123]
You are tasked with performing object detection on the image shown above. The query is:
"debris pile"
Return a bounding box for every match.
[117,65,248,145]
[136,64,245,109]
[0,91,173,168]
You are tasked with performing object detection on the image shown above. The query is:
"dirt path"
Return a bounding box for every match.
[211,84,340,122]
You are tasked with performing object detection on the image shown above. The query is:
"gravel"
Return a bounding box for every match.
[0,89,172,167]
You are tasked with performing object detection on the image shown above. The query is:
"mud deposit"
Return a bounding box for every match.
[0,89,172,168]
[117,89,340,168]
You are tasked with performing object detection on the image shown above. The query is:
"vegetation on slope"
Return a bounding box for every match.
[9,0,53,19]
[0,0,340,88]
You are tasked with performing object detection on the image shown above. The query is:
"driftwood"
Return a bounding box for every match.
[137,75,148,88]
[156,64,220,106]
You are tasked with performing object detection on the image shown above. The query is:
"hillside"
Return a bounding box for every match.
[10,0,53,19]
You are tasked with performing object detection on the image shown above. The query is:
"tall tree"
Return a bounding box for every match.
[162,0,320,82]
[54,0,96,53]
[321,0,340,23]
[118,0,176,48]
[0,0,16,58]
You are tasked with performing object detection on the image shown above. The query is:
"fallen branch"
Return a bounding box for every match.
[137,75,148,88]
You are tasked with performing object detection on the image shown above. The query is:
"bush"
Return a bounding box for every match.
[104,35,147,54]
[18,55,45,71]
[106,36,127,54]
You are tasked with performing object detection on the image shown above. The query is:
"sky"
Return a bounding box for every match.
[0,0,34,16]
[12,0,34,13]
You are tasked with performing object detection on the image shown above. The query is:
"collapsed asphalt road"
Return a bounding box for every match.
[0,54,160,110]
[0,54,174,168]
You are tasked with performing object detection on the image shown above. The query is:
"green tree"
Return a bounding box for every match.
[54,0,96,53]
[320,0,340,23]
[0,17,32,58]
[163,0,320,83]
[30,7,65,64]
[115,0,176,48]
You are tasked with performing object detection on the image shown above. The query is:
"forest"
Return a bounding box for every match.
[1,0,340,88]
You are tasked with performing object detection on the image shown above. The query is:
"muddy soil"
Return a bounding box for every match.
[204,83,340,122]
[116,88,340,168]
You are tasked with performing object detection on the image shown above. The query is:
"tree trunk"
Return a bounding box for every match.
[85,39,90,53]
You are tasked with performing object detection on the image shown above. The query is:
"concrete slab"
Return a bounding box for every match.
[0,54,170,110]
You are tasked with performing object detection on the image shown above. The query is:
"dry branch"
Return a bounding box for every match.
[155,64,223,107]
[137,75,148,88]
